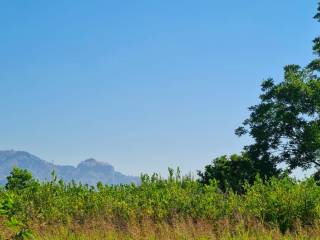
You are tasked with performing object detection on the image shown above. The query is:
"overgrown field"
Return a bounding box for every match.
[1,170,320,239]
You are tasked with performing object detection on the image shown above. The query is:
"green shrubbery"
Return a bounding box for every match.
[0,191,33,239]
[1,168,320,238]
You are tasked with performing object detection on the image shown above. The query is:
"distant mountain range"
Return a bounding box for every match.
[0,150,140,185]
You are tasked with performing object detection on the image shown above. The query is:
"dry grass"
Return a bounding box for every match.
[26,218,320,240]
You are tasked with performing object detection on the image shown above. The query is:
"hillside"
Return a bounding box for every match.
[0,150,140,185]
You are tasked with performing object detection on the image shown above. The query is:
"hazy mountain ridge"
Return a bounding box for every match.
[0,150,140,185]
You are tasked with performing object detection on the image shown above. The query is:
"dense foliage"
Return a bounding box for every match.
[198,3,320,191]
[235,2,320,174]
[197,152,280,193]
[1,169,320,239]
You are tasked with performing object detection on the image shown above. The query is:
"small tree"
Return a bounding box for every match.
[5,168,36,191]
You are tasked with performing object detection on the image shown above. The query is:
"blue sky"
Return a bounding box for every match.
[0,1,318,176]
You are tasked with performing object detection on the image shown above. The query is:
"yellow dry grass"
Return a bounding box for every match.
[25,218,320,240]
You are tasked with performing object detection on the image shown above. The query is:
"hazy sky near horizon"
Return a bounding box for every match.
[0,1,318,176]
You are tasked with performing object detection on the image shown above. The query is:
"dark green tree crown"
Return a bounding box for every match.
[236,2,320,171]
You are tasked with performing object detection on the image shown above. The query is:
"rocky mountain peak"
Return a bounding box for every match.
[78,158,111,167]
[0,150,140,185]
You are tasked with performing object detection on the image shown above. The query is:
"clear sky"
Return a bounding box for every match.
[0,1,318,176]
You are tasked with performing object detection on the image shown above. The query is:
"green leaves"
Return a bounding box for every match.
[5,168,38,192]
[243,177,320,233]
[0,192,33,239]
[236,1,320,174]
[237,41,320,172]
[314,2,320,22]
[246,68,320,169]
[198,152,281,194]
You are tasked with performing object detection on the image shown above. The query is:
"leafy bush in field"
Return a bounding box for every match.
[242,177,320,233]
[1,168,320,236]
[0,191,33,239]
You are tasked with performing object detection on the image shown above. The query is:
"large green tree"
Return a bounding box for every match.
[236,3,320,172]
[198,153,263,193]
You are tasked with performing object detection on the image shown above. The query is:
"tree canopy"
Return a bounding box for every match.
[198,153,255,193]
[235,3,320,172]
[5,167,37,191]
[199,3,320,191]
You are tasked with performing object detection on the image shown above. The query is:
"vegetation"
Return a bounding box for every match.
[198,153,257,193]
[199,2,320,194]
[235,2,320,175]
[0,169,320,239]
[0,2,319,240]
